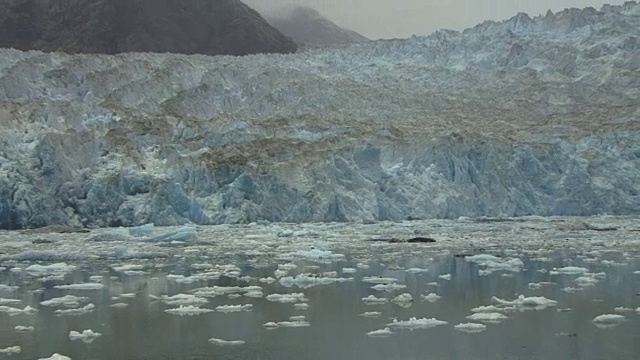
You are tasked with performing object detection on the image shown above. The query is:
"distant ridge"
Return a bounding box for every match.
[0,0,297,56]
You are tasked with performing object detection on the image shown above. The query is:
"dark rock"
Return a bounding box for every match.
[0,0,297,56]
[407,237,436,243]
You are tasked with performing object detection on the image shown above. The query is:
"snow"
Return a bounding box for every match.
[164,306,213,316]
[386,317,448,330]
[366,328,394,337]
[454,323,487,333]
[69,329,102,343]
[54,283,105,290]
[208,338,245,346]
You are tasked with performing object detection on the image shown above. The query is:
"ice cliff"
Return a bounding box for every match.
[0,2,638,229]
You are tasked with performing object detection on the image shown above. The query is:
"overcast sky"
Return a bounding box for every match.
[243,0,630,39]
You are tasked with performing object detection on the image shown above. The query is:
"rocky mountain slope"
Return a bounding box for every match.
[0,2,638,229]
[264,5,368,47]
[0,0,297,56]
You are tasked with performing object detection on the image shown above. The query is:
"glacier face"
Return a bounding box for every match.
[0,2,638,229]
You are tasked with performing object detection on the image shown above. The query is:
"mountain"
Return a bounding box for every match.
[264,5,368,47]
[0,0,297,56]
[0,2,638,229]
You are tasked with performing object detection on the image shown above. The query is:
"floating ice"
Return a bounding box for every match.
[406,268,429,274]
[144,226,197,243]
[386,317,448,330]
[491,295,558,310]
[371,283,407,292]
[289,315,307,322]
[278,249,344,261]
[263,320,310,328]
[157,294,208,306]
[279,274,352,288]
[109,302,128,308]
[438,274,452,280]
[0,298,21,305]
[69,329,102,344]
[54,303,95,316]
[259,277,276,284]
[359,311,382,318]
[362,277,399,284]
[420,293,442,303]
[208,338,245,346]
[216,304,253,313]
[366,328,394,337]
[244,291,264,298]
[25,263,76,276]
[0,346,21,354]
[592,314,627,328]
[38,353,71,360]
[561,287,583,293]
[274,269,288,278]
[466,312,508,323]
[164,305,213,316]
[278,263,297,271]
[465,254,524,274]
[294,303,310,310]
[391,293,413,308]
[15,325,34,332]
[633,270,640,275]
[41,295,89,308]
[574,276,599,287]
[342,268,357,274]
[528,282,556,290]
[454,323,487,333]
[54,283,105,290]
[549,266,589,275]
[0,305,37,316]
[362,295,389,305]
[265,293,308,303]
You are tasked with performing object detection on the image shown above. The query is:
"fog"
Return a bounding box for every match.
[243,0,631,39]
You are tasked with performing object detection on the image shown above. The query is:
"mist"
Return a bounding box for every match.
[243,0,631,39]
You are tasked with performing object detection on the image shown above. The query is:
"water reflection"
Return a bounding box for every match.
[1,251,639,359]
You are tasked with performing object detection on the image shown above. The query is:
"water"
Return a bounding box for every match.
[1,247,639,360]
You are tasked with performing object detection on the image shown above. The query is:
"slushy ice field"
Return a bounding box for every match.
[1,216,639,359]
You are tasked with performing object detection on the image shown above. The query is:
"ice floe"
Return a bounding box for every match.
[279,274,352,288]
[420,293,442,303]
[361,276,399,284]
[549,266,589,275]
[54,283,105,290]
[0,305,37,316]
[25,263,76,276]
[592,314,627,328]
[366,328,394,337]
[216,304,253,313]
[359,311,382,318]
[54,304,95,316]
[454,323,487,333]
[466,312,508,323]
[406,267,429,274]
[278,249,344,261]
[259,277,276,284]
[294,303,310,310]
[14,325,34,332]
[164,306,213,316]
[386,317,448,330]
[109,302,128,308]
[391,293,413,308]
[362,295,389,305]
[265,293,308,303]
[38,353,71,360]
[0,298,21,305]
[208,338,245,346]
[491,295,558,310]
[155,294,208,306]
[371,283,407,292]
[342,267,357,274]
[0,346,21,354]
[528,282,556,290]
[69,329,102,343]
[465,254,524,274]
[262,320,310,328]
[40,295,89,308]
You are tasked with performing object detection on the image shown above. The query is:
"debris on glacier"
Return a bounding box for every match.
[592,314,627,328]
[208,338,245,346]
[454,323,487,333]
[386,317,448,330]
[69,329,102,343]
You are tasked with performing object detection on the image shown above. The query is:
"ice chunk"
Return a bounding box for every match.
[208,338,245,346]
[592,314,626,328]
[278,249,344,261]
[25,263,76,276]
[294,303,310,310]
[54,304,95,316]
[466,312,508,323]
[0,305,37,316]
[359,311,382,318]
[38,353,71,360]
[144,226,197,243]
[54,283,104,290]
[15,325,34,333]
[386,317,447,330]
[465,254,524,274]
[244,290,264,298]
[366,328,394,337]
[109,302,128,308]
[438,274,452,280]
[454,323,487,333]
[157,294,208,306]
[342,267,357,274]
[259,277,276,284]
[88,231,132,242]
[406,267,429,274]
[274,320,310,328]
[69,329,102,344]
[549,266,589,275]
[278,263,297,271]
[216,304,253,313]
[0,298,21,305]
[362,295,389,305]
[265,293,308,303]
[371,283,406,292]
[0,346,21,354]
[279,274,352,288]
[164,306,213,316]
[362,276,399,284]
[528,282,556,290]
[420,293,441,303]
[574,276,599,287]
[41,295,89,308]
[128,223,155,237]
[491,295,558,310]
[391,293,413,308]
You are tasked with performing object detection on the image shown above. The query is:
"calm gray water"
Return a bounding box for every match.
[1,251,639,360]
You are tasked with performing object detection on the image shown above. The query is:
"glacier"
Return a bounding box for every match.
[0,2,638,229]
